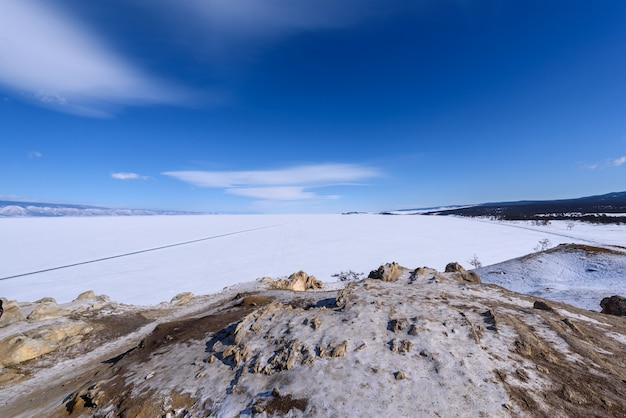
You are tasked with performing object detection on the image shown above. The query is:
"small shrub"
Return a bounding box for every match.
[534,238,552,252]
[331,270,364,282]
[468,254,482,269]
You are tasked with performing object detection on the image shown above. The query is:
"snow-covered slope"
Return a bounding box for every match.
[2,266,625,417]
[476,244,626,312]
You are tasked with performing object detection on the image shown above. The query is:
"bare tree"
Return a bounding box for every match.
[534,238,552,252]
[468,254,482,269]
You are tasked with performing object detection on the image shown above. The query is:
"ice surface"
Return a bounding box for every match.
[1,215,624,306]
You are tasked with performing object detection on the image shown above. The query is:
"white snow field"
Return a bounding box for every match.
[1,214,624,307]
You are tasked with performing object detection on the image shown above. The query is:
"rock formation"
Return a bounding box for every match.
[266,270,323,291]
[600,295,626,316]
[1,265,625,417]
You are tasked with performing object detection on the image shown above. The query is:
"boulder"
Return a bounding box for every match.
[533,301,553,312]
[0,298,25,327]
[444,262,465,273]
[269,271,322,292]
[75,290,96,301]
[0,321,93,366]
[600,295,626,316]
[27,300,71,320]
[171,292,194,306]
[368,262,402,282]
[444,262,481,284]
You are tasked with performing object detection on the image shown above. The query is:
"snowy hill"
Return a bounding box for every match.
[0,200,198,217]
[476,244,626,312]
[413,191,626,223]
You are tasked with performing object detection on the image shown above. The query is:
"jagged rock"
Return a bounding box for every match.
[0,321,93,366]
[368,262,403,282]
[27,300,70,320]
[268,271,322,292]
[171,292,194,306]
[444,262,481,284]
[600,295,626,316]
[309,317,322,330]
[331,340,348,357]
[35,297,57,304]
[394,371,406,380]
[0,299,25,327]
[65,383,105,414]
[388,318,405,332]
[75,290,96,301]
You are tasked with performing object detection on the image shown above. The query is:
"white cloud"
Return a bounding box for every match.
[111,172,150,181]
[163,163,379,188]
[28,151,42,159]
[0,1,190,116]
[163,163,380,201]
[153,0,417,60]
[612,156,626,167]
[584,156,626,170]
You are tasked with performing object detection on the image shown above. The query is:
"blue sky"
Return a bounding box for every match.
[1,0,625,213]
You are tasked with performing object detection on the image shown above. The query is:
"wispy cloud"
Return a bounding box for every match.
[0,1,190,117]
[611,156,626,167]
[153,1,418,62]
[28,151,43,159]
[111,172,150,181]
[163,163,380,201]
[584,156,626,170]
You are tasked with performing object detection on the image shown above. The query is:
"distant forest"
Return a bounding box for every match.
[419,192,626,224]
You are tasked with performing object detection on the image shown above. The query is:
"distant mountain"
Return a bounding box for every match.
[393,192,626,223]
[0,201,199,217]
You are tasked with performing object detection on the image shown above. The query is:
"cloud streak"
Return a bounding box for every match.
[0,1,190,116]
[585,156,626,170]
[111,172,150,181]
[163,163,380,201]
[612,156,626,167]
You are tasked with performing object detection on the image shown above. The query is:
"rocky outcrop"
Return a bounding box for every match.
[3,263,626,418]
[0,321,93,367]
[267,270,322,291]
[444,261,481,283]
[75,290,96,301]
[171,292,194,306]
[27,299,71,320]
[600,295,626,316]
[368,262,404,282]
[0,299,25,327]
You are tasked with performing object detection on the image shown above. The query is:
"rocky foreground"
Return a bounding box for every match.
[1,262,626,417]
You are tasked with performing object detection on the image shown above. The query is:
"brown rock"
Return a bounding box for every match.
[27,300,70,320]
[533,300,553,311]
[75,290,96,301]
[0,321,93,366]
[269,271,322,292]
[445,262,466,273]
[600,295,626,316]
[171,292,194,306]
[0,299,25,327]
[368,262,403,282]
[445,262,481,284]
[331,340,348,357]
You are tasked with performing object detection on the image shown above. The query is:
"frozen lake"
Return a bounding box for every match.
[1,214,624,305]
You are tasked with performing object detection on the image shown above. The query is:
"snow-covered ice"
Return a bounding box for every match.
[1,215,624,307]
